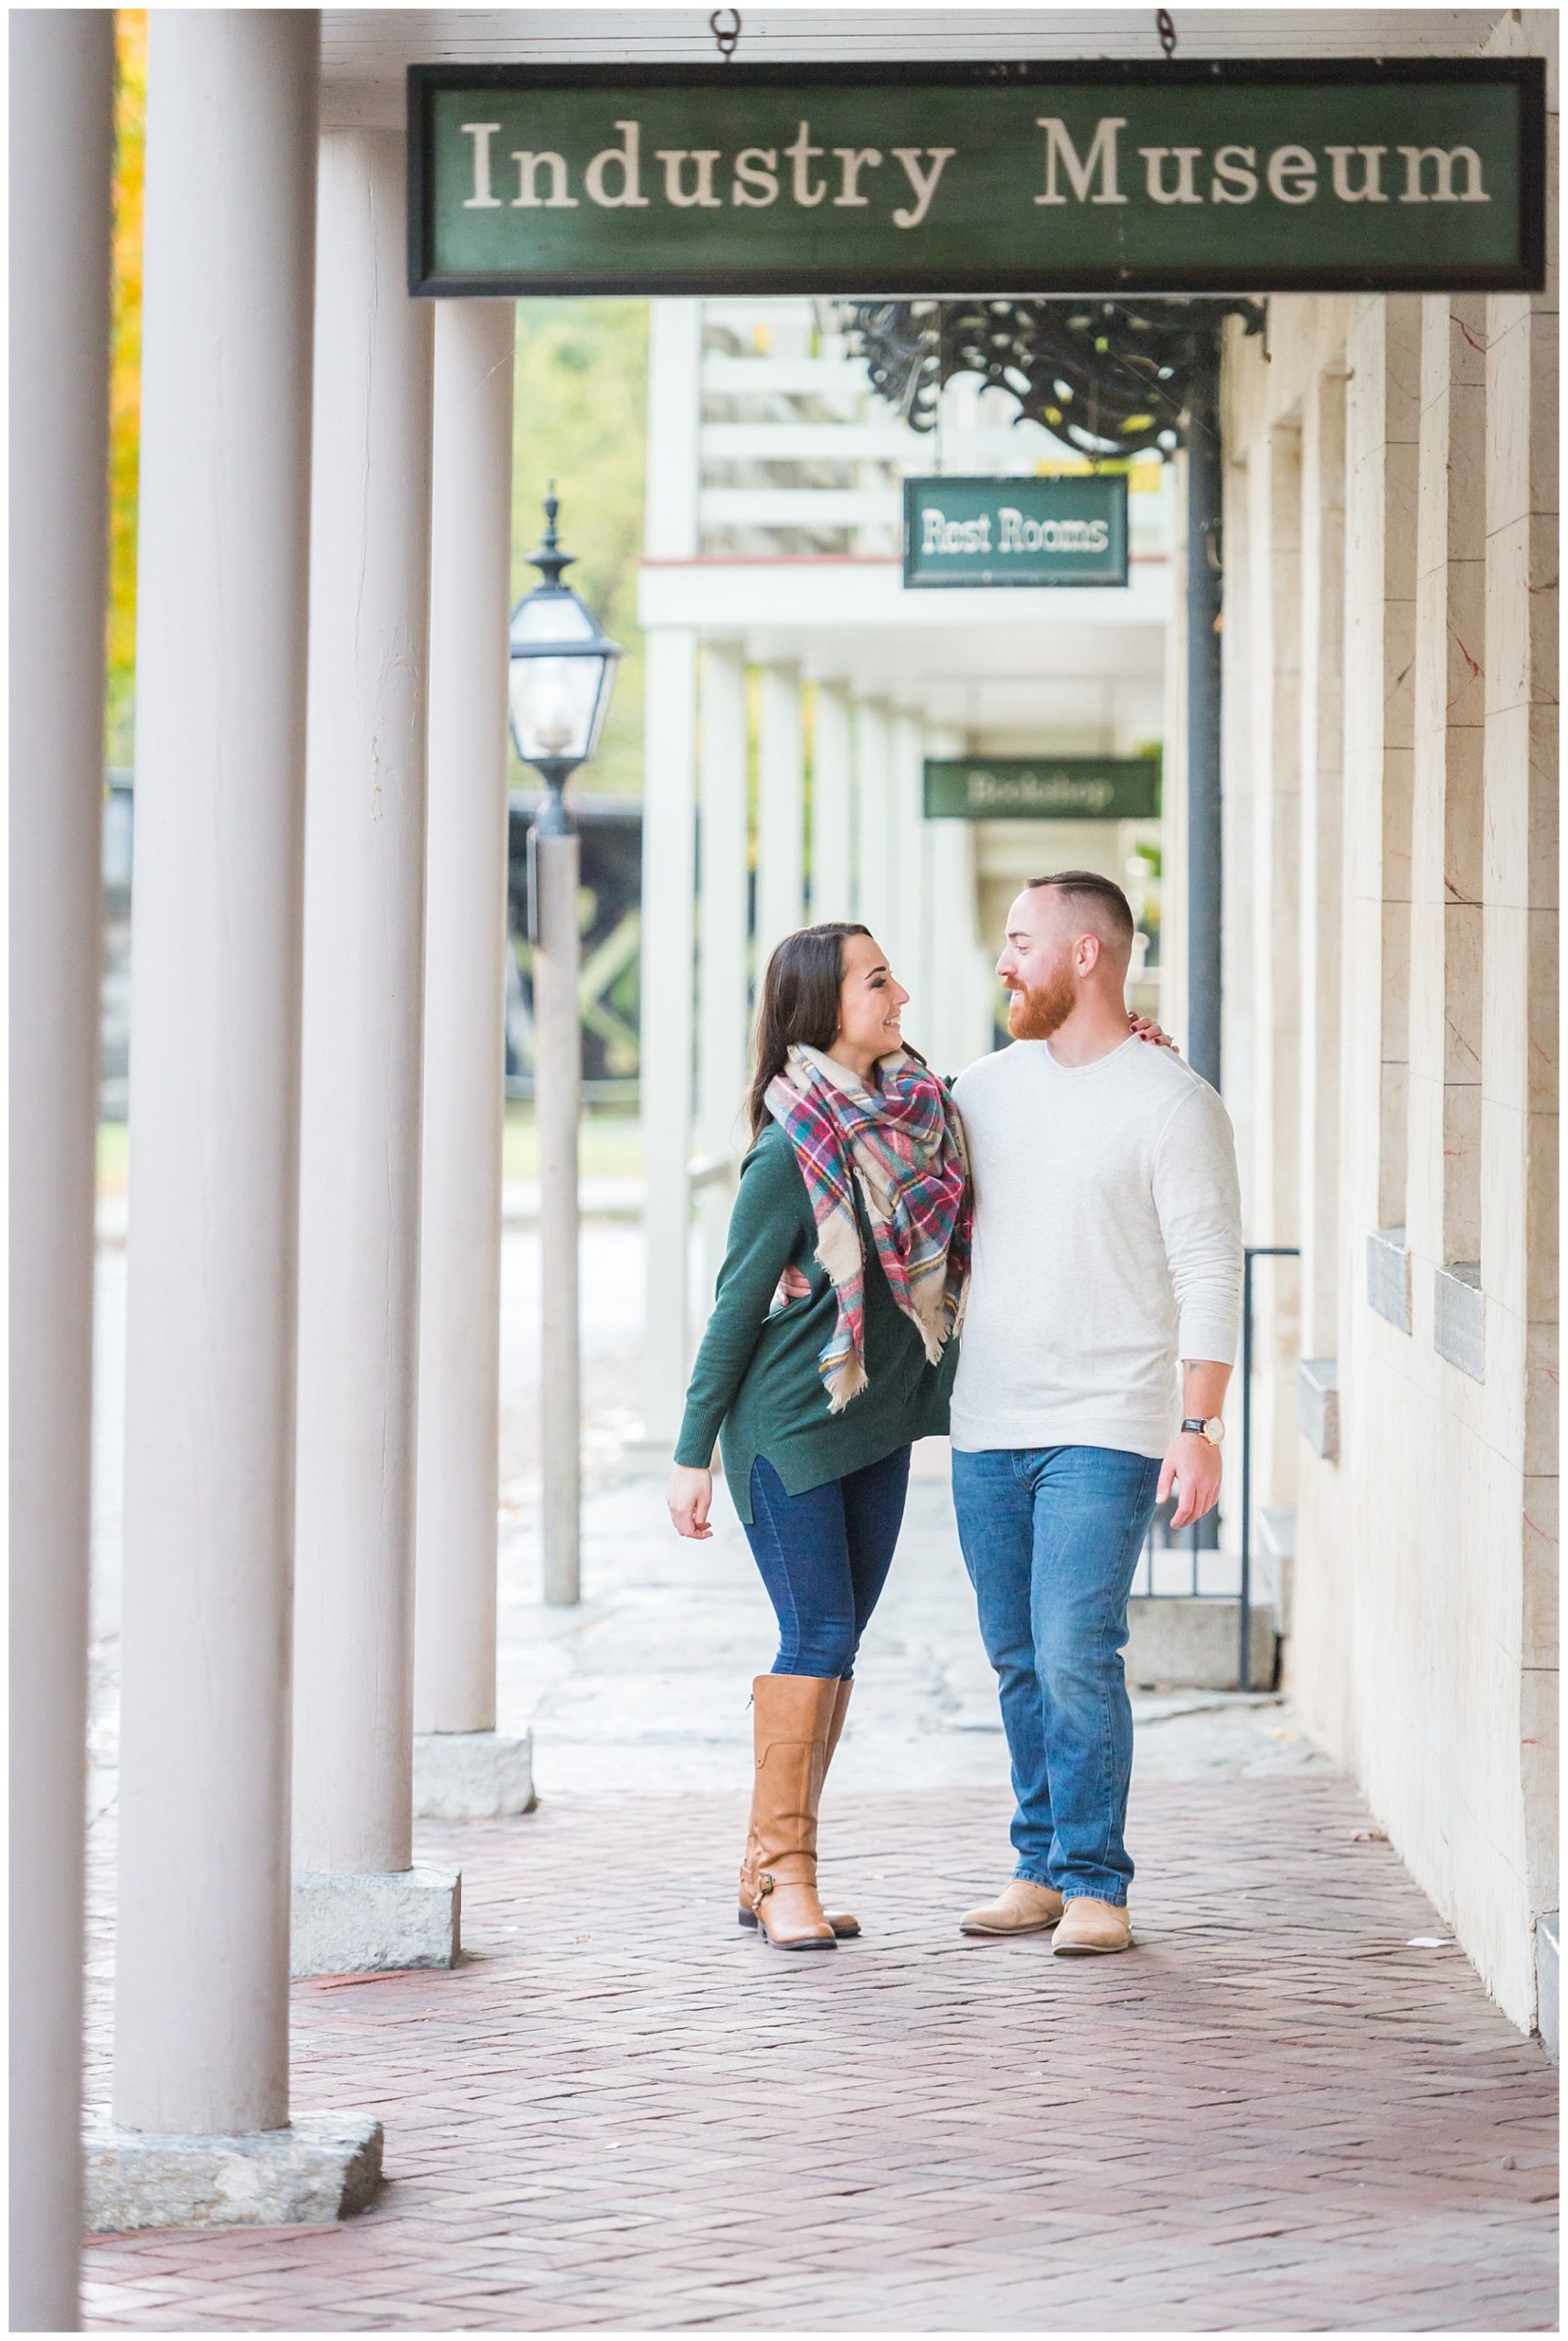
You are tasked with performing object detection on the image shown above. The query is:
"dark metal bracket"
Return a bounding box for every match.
[841,296,1266,458]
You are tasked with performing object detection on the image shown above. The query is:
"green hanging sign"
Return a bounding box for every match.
[923,755,1161,821]
[408,59,1545,297]
[904,476,1128,588]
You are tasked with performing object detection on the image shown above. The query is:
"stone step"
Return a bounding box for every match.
[1127,1595,1278,1694]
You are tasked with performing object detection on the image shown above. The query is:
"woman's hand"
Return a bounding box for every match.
[667,1465,714,1540]
[1129,1012,1179,1053]
[776,1265,812,1304]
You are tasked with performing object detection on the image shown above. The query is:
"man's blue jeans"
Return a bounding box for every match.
[952,1445,1161,1905]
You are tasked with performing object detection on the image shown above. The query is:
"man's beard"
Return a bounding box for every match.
[1006,967,1077,1039]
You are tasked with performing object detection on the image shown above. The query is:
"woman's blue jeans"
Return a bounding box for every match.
[951,1444,1160,1905]
[742,1448,912,1678]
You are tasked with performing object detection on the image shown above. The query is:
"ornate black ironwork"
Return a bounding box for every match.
[842,297,1266,457]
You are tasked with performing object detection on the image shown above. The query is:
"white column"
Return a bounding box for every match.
[633,300,702,1467]
[291,127,455,1974]
[9,13,112,2324]
[645,300,703,562]
[854,699,893,946]
[1297,369,1348,1361]
[811,682,854,923]
[921,725,992,1081]
[888,709,927,996]
[927,818,996,1079]
[113,0,314,2137]
[756,663,805,967]
[105,11,378,2227]
[921,722,957,1053]
[634,625,699,1457]
[696,642,752,1308]
[411,301,531,1817]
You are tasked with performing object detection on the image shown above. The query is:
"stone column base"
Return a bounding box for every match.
[292,1865,461,1977]
[84,2107,383,2233]
[413,1728,536,1820]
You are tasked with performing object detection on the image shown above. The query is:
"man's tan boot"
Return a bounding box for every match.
[958,1879,1064,1937]
[741,1673,838,1951]
[1052,1897,1133,1955]
[740,1676,859,1936]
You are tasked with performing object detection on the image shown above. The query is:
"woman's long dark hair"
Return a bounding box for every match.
[746,924,871,1139]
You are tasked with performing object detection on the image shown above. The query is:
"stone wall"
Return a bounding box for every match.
[1218,224,1558,2029]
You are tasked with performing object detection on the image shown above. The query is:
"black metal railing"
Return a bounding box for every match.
[1135,1502,1218,1599]
[1135,1242,1301,1695]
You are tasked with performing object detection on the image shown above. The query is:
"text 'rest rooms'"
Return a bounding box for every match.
[459,114,1493,224]
[921,507,1111,558]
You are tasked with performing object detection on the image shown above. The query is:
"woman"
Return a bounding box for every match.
[667,923,968,1953]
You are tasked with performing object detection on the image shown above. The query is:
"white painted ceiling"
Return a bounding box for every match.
[324,8,1512,102]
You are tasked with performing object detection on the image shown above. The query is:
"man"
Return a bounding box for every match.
[949,871,1242,1955]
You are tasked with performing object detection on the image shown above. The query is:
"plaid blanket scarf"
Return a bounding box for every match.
[764,1043,971,1414]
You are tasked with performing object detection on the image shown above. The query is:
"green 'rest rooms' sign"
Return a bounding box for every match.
[924,757,1161,821]
[905,476,1127,588]
[408,60,1544,297]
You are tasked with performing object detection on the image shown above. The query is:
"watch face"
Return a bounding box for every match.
[1204,1416,1225,1445]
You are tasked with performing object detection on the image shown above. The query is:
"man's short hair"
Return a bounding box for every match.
[1026,869,1136,946]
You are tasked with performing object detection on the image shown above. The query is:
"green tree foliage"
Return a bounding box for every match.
[107,11,146,766]
[512,301,649,797]
[104,107,652,799]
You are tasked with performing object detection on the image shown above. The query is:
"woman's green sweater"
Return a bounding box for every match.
[674,1120,956,1523]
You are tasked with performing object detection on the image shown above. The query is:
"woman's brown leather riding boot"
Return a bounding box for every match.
[741,1673,838,1950]
[739,1676,859,1937]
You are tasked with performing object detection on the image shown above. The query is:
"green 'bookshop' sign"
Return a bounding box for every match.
[905,476,1127,588]
[924,757,1161,821]
[408,60,1544,297]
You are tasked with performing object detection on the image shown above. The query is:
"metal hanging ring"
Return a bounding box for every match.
[710,8,741,60]
[1156,9,1177,58]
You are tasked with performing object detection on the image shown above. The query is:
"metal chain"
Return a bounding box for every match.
[709,9,741,60]
[1156,9,1177,59]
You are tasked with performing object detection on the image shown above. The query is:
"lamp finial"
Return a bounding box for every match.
[527,486,574,588]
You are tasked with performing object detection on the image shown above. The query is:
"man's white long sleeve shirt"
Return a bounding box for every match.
[950,1036,1243,1460]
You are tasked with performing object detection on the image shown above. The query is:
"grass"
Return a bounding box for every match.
[99,1106,645,1199]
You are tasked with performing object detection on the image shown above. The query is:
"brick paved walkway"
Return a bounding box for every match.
[83,1772,1555,2333]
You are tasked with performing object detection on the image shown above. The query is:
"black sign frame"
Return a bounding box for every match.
[407,55,1546,300]
[903,475,1131,589]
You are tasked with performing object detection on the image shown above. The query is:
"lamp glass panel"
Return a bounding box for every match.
[513,593,596,647]
[508,585,619,770]
[509,651,603,764]
[582,652,615,756]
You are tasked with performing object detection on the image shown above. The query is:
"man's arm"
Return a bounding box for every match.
[1158,1360,1232,1528]
[1151,1086,1244,1530]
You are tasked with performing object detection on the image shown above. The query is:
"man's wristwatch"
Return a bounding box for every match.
[1181,1416,1225,1446]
